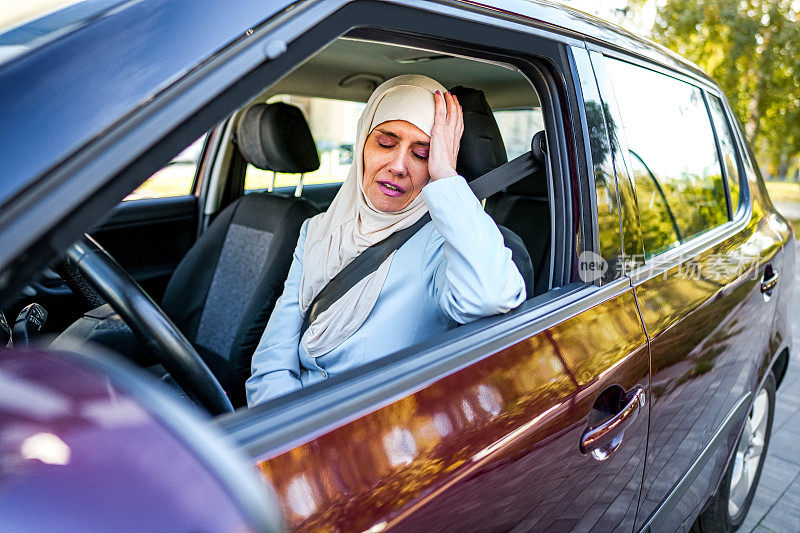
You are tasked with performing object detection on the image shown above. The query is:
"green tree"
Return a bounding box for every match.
[630,0,800,176]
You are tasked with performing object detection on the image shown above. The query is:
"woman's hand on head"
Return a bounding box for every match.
[427,90,464,182]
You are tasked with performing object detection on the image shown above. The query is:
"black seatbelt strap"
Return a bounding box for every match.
[467,150,541,200]
[300,145,546,338]
[300,213,431,336]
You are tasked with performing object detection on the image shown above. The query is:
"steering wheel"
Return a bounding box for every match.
[65,235,234,415]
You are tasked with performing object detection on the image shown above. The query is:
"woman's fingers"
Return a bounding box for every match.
[452,93,463,160]
[434,90,447,120]
[444,90,453,119]
[446,91,459,127]
[429,90,459,181]
[433,90,447,139]
[434,90,455,140]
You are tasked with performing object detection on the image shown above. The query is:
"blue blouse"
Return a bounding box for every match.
[245,175,526,406]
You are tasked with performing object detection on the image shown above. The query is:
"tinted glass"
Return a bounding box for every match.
[607,59,728,258]
[708,95,740,215]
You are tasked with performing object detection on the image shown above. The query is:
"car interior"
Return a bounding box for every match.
[3,33,560,412]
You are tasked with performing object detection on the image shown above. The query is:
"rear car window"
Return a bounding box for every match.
[243,95,366,192]
[494,109,545,160]
[124,135,205,201]
[707,95,741,215]
[608,58,728,258]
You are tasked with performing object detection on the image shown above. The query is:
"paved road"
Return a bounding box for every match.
[740,248,800,532]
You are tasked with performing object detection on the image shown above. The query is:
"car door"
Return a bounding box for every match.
[590,50,785,529]
[90,133,210,300]
[227,288,649,533]
[217,13,650,530]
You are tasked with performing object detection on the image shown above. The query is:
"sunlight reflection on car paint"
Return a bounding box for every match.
[20,432,70,465]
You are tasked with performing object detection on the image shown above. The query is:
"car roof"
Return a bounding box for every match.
[457,0,710,82]
[0,0,296,210]
[0,0,713,222]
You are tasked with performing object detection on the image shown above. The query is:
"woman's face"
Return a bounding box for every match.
[362,120,431,212]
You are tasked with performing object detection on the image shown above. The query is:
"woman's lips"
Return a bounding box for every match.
[377,180,405,197]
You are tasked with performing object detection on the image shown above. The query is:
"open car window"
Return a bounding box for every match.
[223,32,561,412]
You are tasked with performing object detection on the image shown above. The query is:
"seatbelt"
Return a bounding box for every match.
[300,212,431,335]
[300,139,546,338]
[467,147,542,200]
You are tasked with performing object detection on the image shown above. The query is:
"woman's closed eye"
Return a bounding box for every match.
[377,135,395,148]
[412,147,428,160]
[376,135,428,160]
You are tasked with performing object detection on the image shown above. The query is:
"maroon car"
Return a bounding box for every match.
[0,0,793,531]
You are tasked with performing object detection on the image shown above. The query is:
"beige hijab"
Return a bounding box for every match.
[299,74,447,357]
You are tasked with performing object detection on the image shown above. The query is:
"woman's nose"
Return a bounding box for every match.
[386,149,408,176]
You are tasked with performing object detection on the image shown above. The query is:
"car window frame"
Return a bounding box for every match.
[703,93,735,221]
[705,91,750,219]
[569,44,625,286]
[3,0,598,440]
[587,46,753,285]
[204,4,605,443]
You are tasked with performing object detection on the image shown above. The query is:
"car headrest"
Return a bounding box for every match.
[448,86,508,182]
[235,102,320,173]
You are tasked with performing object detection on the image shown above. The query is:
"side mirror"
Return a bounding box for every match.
[0,342,284,531]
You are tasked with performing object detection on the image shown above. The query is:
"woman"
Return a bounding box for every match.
[246,74,526,407]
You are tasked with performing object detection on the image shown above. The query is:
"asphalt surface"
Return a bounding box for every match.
[739,246,800,532]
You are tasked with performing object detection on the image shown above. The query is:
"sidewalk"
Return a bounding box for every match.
[740,251,800,532]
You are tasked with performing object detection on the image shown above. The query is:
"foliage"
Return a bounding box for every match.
[631,0,800,175]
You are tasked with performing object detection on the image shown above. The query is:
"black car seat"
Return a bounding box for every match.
[160,102,320,407]
[449,86,536,298]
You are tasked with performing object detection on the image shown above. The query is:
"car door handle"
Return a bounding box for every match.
[580,386,646,461]
[761,268,779,294]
